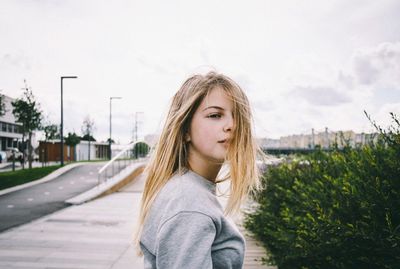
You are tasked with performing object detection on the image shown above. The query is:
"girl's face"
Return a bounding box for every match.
[187,86,234,164]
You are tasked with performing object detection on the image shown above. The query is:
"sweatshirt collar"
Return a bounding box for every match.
[187,169,217,195]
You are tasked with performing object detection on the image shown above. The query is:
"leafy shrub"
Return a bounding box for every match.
[244,113,400,269]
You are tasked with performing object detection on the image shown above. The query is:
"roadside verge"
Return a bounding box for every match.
[0,162,88,197]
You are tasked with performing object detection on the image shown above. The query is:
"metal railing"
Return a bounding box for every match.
[97,141,149,185]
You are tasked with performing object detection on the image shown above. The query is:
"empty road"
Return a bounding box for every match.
[0,163,105,232]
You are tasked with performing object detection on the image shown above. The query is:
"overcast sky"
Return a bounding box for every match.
[1,0,400,144]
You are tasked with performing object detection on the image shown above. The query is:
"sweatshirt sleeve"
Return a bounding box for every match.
[155,211,216,269]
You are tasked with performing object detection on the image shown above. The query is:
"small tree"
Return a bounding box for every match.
[65,132,81,161]
[81,116,95,161]
[106,138,115,144]
[41,121,59,163]
[43,124,59,140]
[11,81,42,169]
[81,134,96,141]
[133,142,150,158]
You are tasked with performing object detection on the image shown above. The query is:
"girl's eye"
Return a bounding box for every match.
[207,113,221,119]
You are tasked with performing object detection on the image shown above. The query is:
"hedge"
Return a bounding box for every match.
[244,113,400,269]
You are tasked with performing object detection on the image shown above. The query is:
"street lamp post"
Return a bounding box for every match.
[134,111,144,159]
[109,97,122,159]
[60,76,77,166]
[134,111,144,142]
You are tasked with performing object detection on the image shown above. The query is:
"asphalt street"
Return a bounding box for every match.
[0,164,104,233]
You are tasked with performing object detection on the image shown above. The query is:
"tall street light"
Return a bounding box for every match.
[134,111,144,159]
[109,96,122,159]
[134,111,144,142]
[60,76,78,166]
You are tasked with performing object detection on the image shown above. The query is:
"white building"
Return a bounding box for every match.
[0,95,23,151]
[75,140,109,161]
[261,128,377,150]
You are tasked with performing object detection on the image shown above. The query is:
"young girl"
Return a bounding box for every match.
[135,71,261,269]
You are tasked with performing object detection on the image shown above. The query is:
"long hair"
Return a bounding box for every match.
[133,71,262,254]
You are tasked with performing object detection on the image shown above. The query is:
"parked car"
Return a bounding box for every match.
[5,147,23,161]
[32,152,39,162]
[0,151,6,163]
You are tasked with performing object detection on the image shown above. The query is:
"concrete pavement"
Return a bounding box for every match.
[0,176,144,269]
[0,168,275,268]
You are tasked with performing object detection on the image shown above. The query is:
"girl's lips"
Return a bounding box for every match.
[218,139,230,147]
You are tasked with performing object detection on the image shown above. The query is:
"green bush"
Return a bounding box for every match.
[0,165,60,190]
[132,142,150,158]
[245,113,400,269]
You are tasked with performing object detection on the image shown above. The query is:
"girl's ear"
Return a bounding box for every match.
[185,133,191,142]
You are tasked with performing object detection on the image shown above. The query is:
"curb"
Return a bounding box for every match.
[65,161,146,205]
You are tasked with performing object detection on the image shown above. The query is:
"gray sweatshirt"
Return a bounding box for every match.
[140,170,245,269]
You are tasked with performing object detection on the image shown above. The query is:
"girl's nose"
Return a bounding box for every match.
[223,115,234,132]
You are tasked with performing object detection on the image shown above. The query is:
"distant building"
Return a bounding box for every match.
[0,95,23,151]
[75,140,108,161]
[39,140,109,162]
[261,128,377,150]
[38,140,74,163]
[257,138,280,149]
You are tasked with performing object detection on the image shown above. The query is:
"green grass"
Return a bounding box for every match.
[0,165,61,191]
[75,159,109,163]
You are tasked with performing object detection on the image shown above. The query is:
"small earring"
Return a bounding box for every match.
[185,134,191,142]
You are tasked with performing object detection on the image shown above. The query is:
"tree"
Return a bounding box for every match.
[65,132,81,161]
[81,134,96,141]
[11,81,42,169]
[43,123,59,141]
[81,116,95,161]
[106,138,115,144]
[65,132,81,146]
[41,121,59,163]
[133,142,150,158]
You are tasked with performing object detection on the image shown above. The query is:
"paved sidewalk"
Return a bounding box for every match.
[0,182,143,268]
[0,173,274,268]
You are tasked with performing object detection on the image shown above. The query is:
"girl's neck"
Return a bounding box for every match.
[188,153,222,183]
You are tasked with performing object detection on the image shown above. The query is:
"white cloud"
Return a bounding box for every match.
[289,86,352,106]
[257,41,400,138]
[351,42,400,87]
[1,0,399,142]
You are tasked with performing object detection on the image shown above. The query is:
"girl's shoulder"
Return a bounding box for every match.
[152,170,222,219]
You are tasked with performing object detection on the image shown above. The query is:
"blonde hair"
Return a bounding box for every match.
[134,71,262,254]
